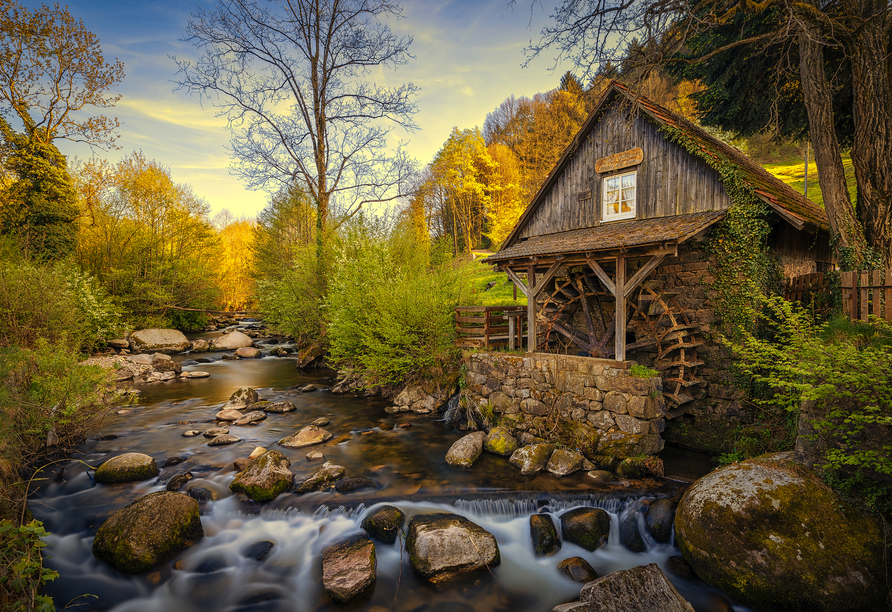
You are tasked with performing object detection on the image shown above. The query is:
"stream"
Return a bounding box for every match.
[30,326,751,612]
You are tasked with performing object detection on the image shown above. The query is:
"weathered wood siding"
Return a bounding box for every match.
[519,106,733,239]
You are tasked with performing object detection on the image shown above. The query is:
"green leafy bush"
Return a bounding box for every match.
[0,520,57,612]
[326,217,472,387]
[727,295,892,512]
[629,363,659,378]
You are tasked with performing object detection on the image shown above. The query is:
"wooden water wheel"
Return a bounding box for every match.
[635,281,705,417]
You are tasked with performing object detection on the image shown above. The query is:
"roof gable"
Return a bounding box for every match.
[499,82,828,252]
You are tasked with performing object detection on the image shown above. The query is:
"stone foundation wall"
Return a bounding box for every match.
[463,352,666,456]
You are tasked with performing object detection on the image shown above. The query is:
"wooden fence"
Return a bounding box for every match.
[841,268,892,322]
[454,306,527,349]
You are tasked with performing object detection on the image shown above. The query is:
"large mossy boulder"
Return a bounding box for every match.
[92,491,204,574]
[445,432,485,468]
[406,513,500,584]
[321,533,377,604]
[94,453,159,484]
[225,386,259,409]
[129,329,190,354]
[229,450,293,502]
[560,507,610,552]
[675,453,885,612]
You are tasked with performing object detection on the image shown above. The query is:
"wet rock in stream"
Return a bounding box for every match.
[207,434,241,446]
[92,491,204,574]
[225,386,259,409]
[361,505,405,544]
[557,557,599,583]
[546,449,584,477]
[165,472,193,491]
[230,449,293,502]
[278,425,333,448]
[215,409,244,422]
[321,533,376,604]
[294,461,345,493]
[445,432,484,468]
[529,514,561,556]
[406,513,500,584]
[203,427,229,438]
[560,508,610,552]
[576,563,695,612]
[645,498,675,543]
[94,453,159,484]
[483,426,518,456]
[509,443,556,476]
[334,477,379,493]
[618,511,645,553]
[263,400,295,414]
[232,410,267,426]
[242,540,275,561]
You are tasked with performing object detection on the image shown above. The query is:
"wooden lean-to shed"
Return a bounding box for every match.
[486,82,832,410]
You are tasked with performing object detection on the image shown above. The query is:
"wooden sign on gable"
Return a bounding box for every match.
[595,147,643,174]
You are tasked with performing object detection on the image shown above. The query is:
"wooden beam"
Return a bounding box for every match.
[615,256,626,362]
[623,254,667,299]
[532,261,561,297]
[549,319,600,356]
[576,278,597,345]
[505,268,529,297]
[586,258,616,296]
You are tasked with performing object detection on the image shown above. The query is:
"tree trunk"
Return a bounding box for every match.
[848,0,892,268]
[797,15,869,269]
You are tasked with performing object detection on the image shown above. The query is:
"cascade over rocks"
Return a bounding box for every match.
[361,505,405,544]
[230,450,293,502]
[406,513,500,584]
[92,491,204,574]
[560,508,610,552]
[509,443,556,476]
[529,514,561,556]
[211,331,254,350]
[445,432,484,467]
[129,329,190,354]
[321,533,376,604]
[674,453,886,612]
[278,425,333,448]
[94,453,159,484]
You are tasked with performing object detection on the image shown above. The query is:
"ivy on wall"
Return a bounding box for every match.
[661,125,784,336]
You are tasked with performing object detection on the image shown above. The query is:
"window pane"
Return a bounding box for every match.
[621,201,631,213]
[622,174,634,189]
[622,187,635,201]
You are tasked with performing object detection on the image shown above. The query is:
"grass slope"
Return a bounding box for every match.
[762,153,856,208]
[462,257,526,307]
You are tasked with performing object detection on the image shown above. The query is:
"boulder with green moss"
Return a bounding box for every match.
[616,456,646,479]
[229,450,293,502]
[94,453,159,484]
[560,507,610,552]
[92,491,204,574]
[484,426,519,456]
[675,453,885,612]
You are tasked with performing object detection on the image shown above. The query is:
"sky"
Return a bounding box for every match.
[19,0,574,219]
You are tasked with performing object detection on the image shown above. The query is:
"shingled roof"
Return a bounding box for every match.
[487,211,725,262]
[494,82,828,258]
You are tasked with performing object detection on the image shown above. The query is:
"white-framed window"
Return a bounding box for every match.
[602,171,636,221]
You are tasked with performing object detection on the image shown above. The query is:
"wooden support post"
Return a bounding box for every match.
[527,265,537,352]
[615,256,626,361]
[576,278,597,346]
[508,316,516,351]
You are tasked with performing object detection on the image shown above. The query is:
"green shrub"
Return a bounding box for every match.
[629,363,659,378]
[727,295,892,512]
[0,520,57,612]
[326,217,472,387]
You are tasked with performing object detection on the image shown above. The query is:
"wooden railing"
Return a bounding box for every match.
[841,268,892,322]
[454,306,527,349]
[784,272,832,316]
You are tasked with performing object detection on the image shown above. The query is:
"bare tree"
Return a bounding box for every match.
[173,0,419,260]
[518,0,892,267]
[0,0,124,147]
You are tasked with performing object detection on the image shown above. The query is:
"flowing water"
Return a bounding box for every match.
[31,327,750,612]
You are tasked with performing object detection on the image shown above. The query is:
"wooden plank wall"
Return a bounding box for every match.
[519,107,733,239]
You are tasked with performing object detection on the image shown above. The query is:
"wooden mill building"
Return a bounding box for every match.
[485,82,831,436]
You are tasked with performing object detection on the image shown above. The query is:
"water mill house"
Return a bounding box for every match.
[459,81,832,456]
